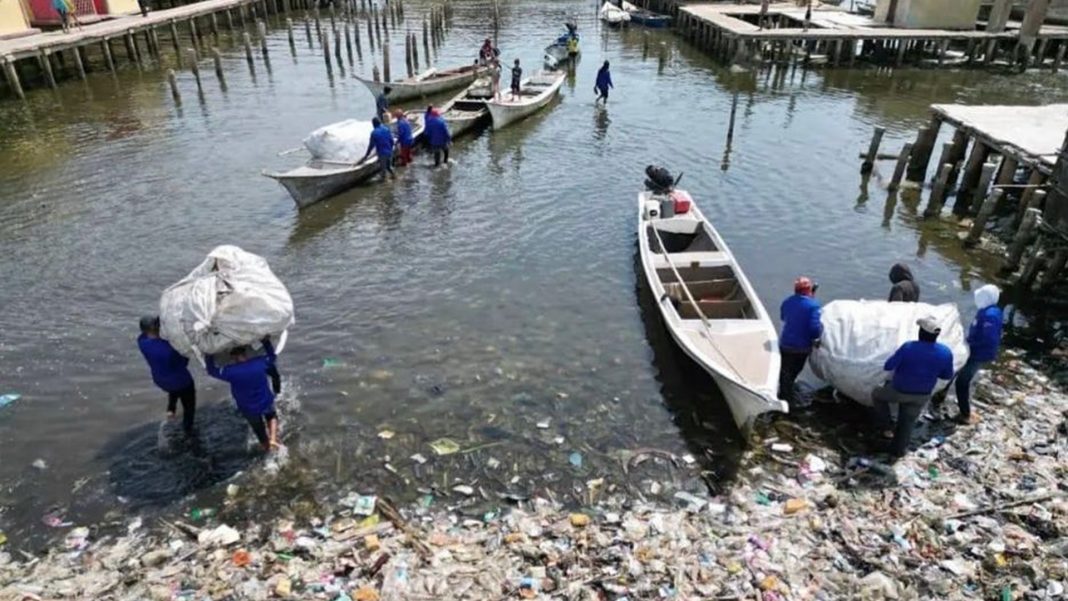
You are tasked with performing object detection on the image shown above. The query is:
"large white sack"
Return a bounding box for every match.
[303,119,374,163]
[807,300,969,406]
[159,246,294,362]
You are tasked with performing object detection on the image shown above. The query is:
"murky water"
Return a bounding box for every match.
[2,0,1068,548]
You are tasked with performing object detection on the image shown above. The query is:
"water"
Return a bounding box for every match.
[2,0,1068,547]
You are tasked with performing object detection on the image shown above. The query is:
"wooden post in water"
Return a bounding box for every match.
[954,142,991,211]
[923,163,954,218]
[101,38,116,72]
[411,31,418,71]
[244,32,256,73]
[861,127,885,175]
[212,47,226,86]
[966,189,1002,246]
[1055,42,1067,72]
[314,7,322,40]
[258,21,269,58]
[354,19,363,58]
[305,13,313,47]
[372,64,380,82]
[405,32,413,77]
[383,39,391,81]
[189,18,201,50]
[1006,208,1042,271]
[422,19,429,60]
[188,50,203,93]
[37,50,57,89]
[907,120,941,182]
[967,162,998,214]
[2,59,25,100]
[984,39,998,65]
[71,47,86,80]
[333,26,343,67]
[323,28,332,71]
[344,22,353,64]
[287,17,296,52]
[210,12,219,37]
[373,5,381,45]
[167,68,181,103]
[888,143,912,191]
[1039,249,1067,290]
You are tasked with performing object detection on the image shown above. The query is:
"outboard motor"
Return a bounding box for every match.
[644,164,675,194]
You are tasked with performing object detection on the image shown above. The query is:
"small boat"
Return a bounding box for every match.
[356,65,484,103]
[264,117,425,209]
[485,71,565,130]
[851,0,876,15]
[599,1,631,26]
[621,0,671,27]
[637,184,785,432]
[415,79,492,139]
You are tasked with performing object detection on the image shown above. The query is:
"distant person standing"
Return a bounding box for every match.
[53,0,71,33]
[887,263,920,303]
[778,277,823,405]
[394,110,415,167]
[206,338,282,452]
[375,87,392,121]
[490,59,502,102]
[137,316,196,435]
[758,0,769,30]
[594,61,613,104]
[510,59,522,101]
[361,117,396,180]
[955,284,1004,425]
[425,107,452,167]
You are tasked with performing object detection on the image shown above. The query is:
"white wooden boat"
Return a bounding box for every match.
[263,117,425,209]
[485,71,565,130]
[638,189,786,432]
[356,65,484,102]
[438,79,493,138]
[621,0,671,27]
[599,1,631,26]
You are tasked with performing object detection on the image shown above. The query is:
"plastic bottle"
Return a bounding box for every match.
[190,508,216,521]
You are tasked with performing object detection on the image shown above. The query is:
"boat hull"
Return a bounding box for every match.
[629,12,670,27]
[357,67,481,102]
[485,73,565,130]
[637,190,785,433]
[265,161,380,209]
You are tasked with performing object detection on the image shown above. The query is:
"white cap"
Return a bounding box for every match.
[917,316,941,335]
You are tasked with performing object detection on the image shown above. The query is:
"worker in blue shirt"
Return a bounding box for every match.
[393,110,415,166]
[206,337,282,452]
[873,316,954,458]
[424,107,452,167]
[375,87,392,121]
[955,284,1003,425]
[361,117,395,180]
[594,60,613,104]
[778,277,822,405]
[137,316,196,434]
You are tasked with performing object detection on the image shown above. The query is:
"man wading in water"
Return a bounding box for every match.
[137,316,197,436]
[206,337,283,452]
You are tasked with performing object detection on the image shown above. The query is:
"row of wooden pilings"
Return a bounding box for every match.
[858,122,1067,292]
[1,0,455,100]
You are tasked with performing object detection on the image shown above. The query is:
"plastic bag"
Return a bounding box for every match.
[303,119,374,163]
[807,300,969,405]
[159,246,294,362]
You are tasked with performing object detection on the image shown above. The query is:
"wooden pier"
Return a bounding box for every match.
[0,0,424,99]
[675,2,1068,70]
[880,104,1068,289]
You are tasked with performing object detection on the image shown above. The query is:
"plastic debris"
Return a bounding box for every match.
[354,587,379,601]
[31,459,47,470]
[352,495,377,516]
[197,525,240,547]
[189,508,216,521]
[784,498,808,515]
[770,442,793,453]
[0,532,6,546]
[410,453,427,464]
[452,485,475,496]
[428,438,460,456]
[568,452,583,468]
[0,393,20,409]
[231,549,251,567]
[536,419,550,429]
[569,513,590,528]
[377,430,395,440]
[322,357,343,368]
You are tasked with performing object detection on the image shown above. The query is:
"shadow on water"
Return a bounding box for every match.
[97,402,257,506]
[632,248,745,492]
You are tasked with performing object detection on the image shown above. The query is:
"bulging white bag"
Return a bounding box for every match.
[807,300,969,406]
[159,246,294,362]
[303,119,374,163]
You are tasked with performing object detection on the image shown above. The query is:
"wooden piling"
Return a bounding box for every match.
[382,39,390,81]
[71,46,86,80]
[333,26,342,67]
[2,59,24,100]
[373,5,382,45]
[38,50,57,89]
[907,119,941,182]
[967,162,998,214]
[954,142,991,211]
[405,32,413,77]
[1006,208,1042,270]
[189,18,200,49]
[344,21,353,64]
[1039,249,1067,290]
[257,21,269,58]
[367,13,375,50]
[888,143,912,191]
[411,31,418,71]
[170,20,181,55]
[923,163,954,218]
[323,29,332,70]
[212,47,226,85]
[984,39,998,65]
[354,19,362,58]
[167,68,181,103]
[102,38,116,72]
[966,189,1002,246]
[1055,42,1067,73]
[287,17,296,52]
[372,64,380,82]
[243,32,256,73]
[422,19,429,60]
[188,49,203,93]
[861,126,886,174]
[994,155,1019,189]
[305,13,313,47]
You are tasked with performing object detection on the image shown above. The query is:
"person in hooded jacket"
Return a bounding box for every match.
[887,263,920,303]
[137,316,196,434]
[594,61,613,104]
[778,277,823,404]
[955,284,1003,424]
[424,107,452,167]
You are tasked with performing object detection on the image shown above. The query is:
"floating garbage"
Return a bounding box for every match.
[377,430,395,440]
[568,451,582,468]
[427,438,460,456]
[0,393,20,409]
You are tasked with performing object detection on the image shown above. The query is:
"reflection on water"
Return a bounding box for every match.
[2,0,1068,547]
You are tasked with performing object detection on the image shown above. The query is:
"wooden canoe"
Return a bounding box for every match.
[356,65,485,102]
[637,189,786,432]
[484,71,565,130]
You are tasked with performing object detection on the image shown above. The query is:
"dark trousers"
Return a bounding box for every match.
[244,410,278,447]
[166,385,196,433]
[137,0,148,16]
[596,87,609,102]
[778,350,810,402]
[267,365,281,394]
[873,384,929,457]
[953,356,986,419]
[432,145,449,166]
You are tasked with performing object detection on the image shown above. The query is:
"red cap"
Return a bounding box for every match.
[794,277,814,295]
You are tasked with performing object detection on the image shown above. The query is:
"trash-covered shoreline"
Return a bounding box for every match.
[1,352,1066,601]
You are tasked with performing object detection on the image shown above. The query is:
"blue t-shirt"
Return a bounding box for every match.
[596,68,613,91]
[884,340,954,395]
[369,124,394,158]
[206,342,277,416]
[779,294,822,351]
[967,305,1003,362]
[425,115,451,148]
[138,335,193,393]
[396,118,414,147]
